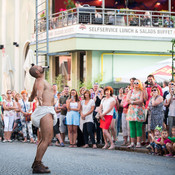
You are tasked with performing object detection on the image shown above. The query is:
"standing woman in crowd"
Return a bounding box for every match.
[2,90,16,142]
[79,87,86,100]
[121,87,130,146]
[93,87,104,144]
[13,93,22,134]
[80,90,96,148]
[127,79,145,148]
[148,86,164,135]
[99,86,116,150]
[20,90,35,143]
[117,87,124,136]
[109,95,119,144]
[66,89,81,147]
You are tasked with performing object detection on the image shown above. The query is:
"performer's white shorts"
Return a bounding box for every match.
[31,106,57,128]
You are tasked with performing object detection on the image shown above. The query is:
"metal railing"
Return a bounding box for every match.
[34,8,175,33]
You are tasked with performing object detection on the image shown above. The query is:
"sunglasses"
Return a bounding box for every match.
[134,82,139,85]
[7,93,11,94]
[170,83,174,86]
[151,89,157,92]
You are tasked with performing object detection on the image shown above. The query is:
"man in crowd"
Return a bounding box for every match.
[91,82,99,99]
[29,65,57,174]
[58,85,69,143]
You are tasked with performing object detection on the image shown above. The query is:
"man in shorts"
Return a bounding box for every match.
[58,85,69,142]
[29,65,57,174]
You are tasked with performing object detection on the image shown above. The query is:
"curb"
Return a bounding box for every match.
[64,141,149,154]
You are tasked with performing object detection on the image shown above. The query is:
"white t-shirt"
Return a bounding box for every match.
[166,94,175,116]
[81,99,95,123]
[101,97,115,116]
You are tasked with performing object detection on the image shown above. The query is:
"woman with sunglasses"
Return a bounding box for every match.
[126,79,145,148]
[2,90,16,142]
[148,86,163,135]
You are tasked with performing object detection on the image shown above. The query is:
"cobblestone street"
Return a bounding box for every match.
[0,142,174,175]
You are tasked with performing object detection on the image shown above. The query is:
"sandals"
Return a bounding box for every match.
[102,144,109,149]
[121,142,127,146]
[165,154,173,157]
[108,145,115,150]
[83,144,89,148]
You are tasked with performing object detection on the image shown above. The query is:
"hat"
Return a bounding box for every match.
[21,90,28,95]
[155,125,162,132]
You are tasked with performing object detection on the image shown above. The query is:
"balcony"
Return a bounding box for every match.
[34,8,175,31]
[31,7,175,44]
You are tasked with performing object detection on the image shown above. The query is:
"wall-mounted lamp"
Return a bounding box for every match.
[0,45,4,49]
[13,42,19,47]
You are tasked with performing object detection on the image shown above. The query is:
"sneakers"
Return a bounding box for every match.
[127,143,135,148]
[146,144,151,149]
[3,140,8,143]
[136,142,141,148]
[60,142,65,147]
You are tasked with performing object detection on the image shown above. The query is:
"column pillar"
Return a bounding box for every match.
[85,51,92,83]
[71,51,80,89]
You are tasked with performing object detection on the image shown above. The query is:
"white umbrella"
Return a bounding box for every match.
[23,49,36,93]
[2,55,15,93]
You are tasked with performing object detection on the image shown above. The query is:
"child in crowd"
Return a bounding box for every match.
[148,125,161,155]
[154,129,171,155]
[166,126,175,157]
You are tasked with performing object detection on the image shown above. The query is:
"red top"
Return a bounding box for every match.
[157,138,171,144]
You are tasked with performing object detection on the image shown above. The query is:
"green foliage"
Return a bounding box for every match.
[77,73,103,91]
[93,73,103,84]
[45,70,51,84]
[64,0,75,9]
[54,74,66,92]
[78,80,93,91]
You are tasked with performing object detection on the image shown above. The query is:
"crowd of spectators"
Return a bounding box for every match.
[0,74,175,157]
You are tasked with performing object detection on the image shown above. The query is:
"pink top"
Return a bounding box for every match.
[122,95,128,114]
[157,138,171,144]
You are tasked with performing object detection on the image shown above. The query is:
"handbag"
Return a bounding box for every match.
[22,100,31,122]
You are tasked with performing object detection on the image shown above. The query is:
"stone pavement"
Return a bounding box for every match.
[0,141,174,175]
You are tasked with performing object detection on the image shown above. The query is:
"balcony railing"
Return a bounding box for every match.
[34,7,175,33]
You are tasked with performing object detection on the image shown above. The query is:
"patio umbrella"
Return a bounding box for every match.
[115,58,173,83]
[23,49,36,94]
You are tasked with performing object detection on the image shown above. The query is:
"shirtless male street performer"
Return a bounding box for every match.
[29,65,57,174]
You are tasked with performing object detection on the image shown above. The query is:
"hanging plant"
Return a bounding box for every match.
[64,0,75,10]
